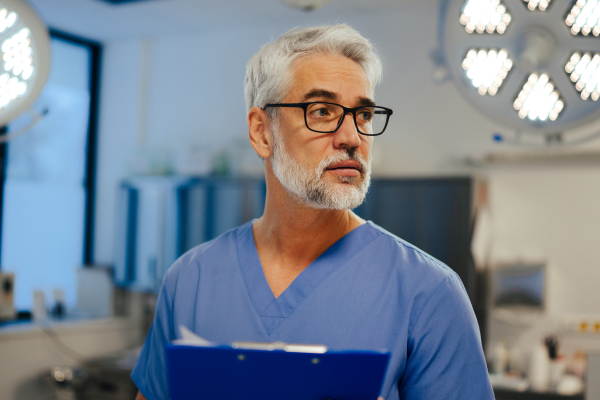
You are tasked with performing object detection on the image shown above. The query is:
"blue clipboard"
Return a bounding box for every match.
[166,341,390,400]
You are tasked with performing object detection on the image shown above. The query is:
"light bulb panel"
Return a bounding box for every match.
[566,0,600,36]
[0,0,49,126]
[460,0,512,34]
[523,0,552,11]
[0,27,34,110]
[514,73,565,121]
[462,48,513,95]
[566,52,600,101]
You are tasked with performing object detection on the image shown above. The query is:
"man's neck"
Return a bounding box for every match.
[251,172,365,297]
[254,200,362,259]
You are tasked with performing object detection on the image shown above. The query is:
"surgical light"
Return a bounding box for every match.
[566,0,600,36]
[0,0,49,140]
[513,73,564,121]
[565,52,600,101]
[462,48,513,95]
[523,0,551,11]
[435,0,600,144]
[460,0,512,34]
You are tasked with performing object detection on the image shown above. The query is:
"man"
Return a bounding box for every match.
[132,25,494,400]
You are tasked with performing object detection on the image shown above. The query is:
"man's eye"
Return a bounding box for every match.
[359,111,373,121]
[311,108,330,117]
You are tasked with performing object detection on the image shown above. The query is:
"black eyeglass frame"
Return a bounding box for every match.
[262,102,393,136]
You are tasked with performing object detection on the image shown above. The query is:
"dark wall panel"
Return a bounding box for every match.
[356,178,474,299]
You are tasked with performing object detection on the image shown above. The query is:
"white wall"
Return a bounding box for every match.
[94,40,147,265]
[94,4,600,319]
[488,167,600,316]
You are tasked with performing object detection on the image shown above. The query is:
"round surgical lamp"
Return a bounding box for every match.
[436,0,600,145]
[0,0,50,143]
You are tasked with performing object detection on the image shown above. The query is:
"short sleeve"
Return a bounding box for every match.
[399,274,494,400]
[131,274,177,400]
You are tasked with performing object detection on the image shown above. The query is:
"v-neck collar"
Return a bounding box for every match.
[236,220,382,336]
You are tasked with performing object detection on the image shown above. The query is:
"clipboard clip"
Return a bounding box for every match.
[231,341,328,354]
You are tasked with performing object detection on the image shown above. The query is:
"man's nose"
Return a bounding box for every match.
[332,112,361,149]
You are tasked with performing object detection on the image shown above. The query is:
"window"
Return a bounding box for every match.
[0,31,100,312]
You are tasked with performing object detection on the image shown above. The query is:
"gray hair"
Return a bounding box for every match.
[244,24,382,116]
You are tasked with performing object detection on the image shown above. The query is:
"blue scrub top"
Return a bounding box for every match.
[132,220,494,400]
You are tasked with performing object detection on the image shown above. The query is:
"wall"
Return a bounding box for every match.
[93,3,600,323]
[489,167,600,317]
[94,40,147,266]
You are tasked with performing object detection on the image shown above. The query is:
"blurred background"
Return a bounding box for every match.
[1,0,600,399]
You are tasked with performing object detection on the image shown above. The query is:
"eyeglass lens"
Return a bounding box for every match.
[306,103,389,135]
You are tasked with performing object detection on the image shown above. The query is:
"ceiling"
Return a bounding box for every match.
[26,0,431,42]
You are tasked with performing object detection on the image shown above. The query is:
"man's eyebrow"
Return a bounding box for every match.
[301,90,376,107]
[358,97,376,107]
[302,89,338,102]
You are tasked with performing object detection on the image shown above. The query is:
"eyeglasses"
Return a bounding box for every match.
[263,102,393,136]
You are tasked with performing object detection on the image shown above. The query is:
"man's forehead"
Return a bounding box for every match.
[286,54,373,101]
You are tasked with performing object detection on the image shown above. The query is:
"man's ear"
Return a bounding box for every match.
[248,107,273,159]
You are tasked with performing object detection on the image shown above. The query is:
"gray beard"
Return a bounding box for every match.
[270,125,372,210]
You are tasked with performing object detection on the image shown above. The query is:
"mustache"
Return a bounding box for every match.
[318,148,368,176]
